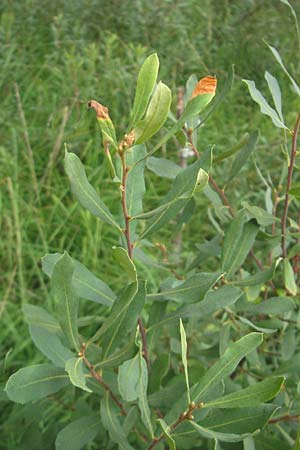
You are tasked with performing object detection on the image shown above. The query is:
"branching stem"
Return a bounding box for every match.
[281,113,300,258]
[147,401,203,450]
[81,344,127,416]
[119,144,150,371]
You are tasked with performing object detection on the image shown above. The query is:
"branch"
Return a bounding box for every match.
[147,401,203,450]
[281,113,300,258]
[81,343,127,416]
[118,140,150,371]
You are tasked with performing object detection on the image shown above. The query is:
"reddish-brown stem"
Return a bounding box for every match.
[82,347,127,416]
[147,402,201,450]
[281,113,300,258]
[120,150,133,259]
[269,414,300,424]
[119,146,150,371]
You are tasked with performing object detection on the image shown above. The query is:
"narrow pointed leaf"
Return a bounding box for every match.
[65,151,121,231]
[126,144,147,236]
[243,79,287,128]
[265,71,284,121]
[112,247,137,282]
[283,258,297,296]
[100,281,146,360]
[157,419,176,450]
[137,349,154,438]
[65,357,91,392]
[29,325,73,368]
[266,43,300,96]
[139,154,210,239]
[42,253,116,306]
[204,377,284,409]
[180,319,190,404]
[242,200,278,226]
[146,157,181,179]
[189,404,277,442]
[55,415,101,450]
[235,296,295,315]
[118,353,139,402]
[134,81,171,144]
[129,53,159,130]
[23,303,62,336]
[148,271,222,303]
[222,214,259,279]
[100,392,134,450]
[52,253,80,351]
[228,130,260,182]
[192,333,263,403]
[148,286,242,332]
[232,258,281,287]
[5,364,69,404]
[244,436,256,450]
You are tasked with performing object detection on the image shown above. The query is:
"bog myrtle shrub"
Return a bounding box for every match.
[4,3,300,448]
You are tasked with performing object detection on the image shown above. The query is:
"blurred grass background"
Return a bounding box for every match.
[0,0,299,447]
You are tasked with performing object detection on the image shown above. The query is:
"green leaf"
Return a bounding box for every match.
[23,303,62,336]
[242,201,278,227]
[100,280,146,360]
[42,253,116,306]
[64,151,121,231]
[188,404,277,442]
[222,214,259,279]
[52,253,80,351]
[227,130,259,182]
[289,184,300,200]
[235,296,295,315]
[97,115,118,149]
[118,353,139,402]
[157,419,176,450]
[128,53,159,130]
[55,415,100,450]
[180,319,190,405]
[146,157,181,179]
[65,357,91,392]
[100,392,134,450]
[266,42,300,96]
[148,286,242,332]
[282,326,296,361]
[244,436,256,450]
[139,155,210,239]
[148,353,170,393]
[134,81,172,144]
[5,364,69,404]
[137,349,154,438]
[283,258,297,296]
[242,79,287,129]
[191,333,263,403]
[126,144,147,231]
[28,325,73,368]
[292,420,300,450]
[147,271,223,303]
[232,258,281,287]
[214,133,249,164]
[204,377,284,409]
[265,71,284,122]
[112,247,137,282]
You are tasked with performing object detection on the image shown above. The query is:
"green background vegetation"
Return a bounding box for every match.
[0,0,299,448]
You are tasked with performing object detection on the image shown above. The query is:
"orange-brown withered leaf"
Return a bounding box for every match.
[191,76,217,99]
